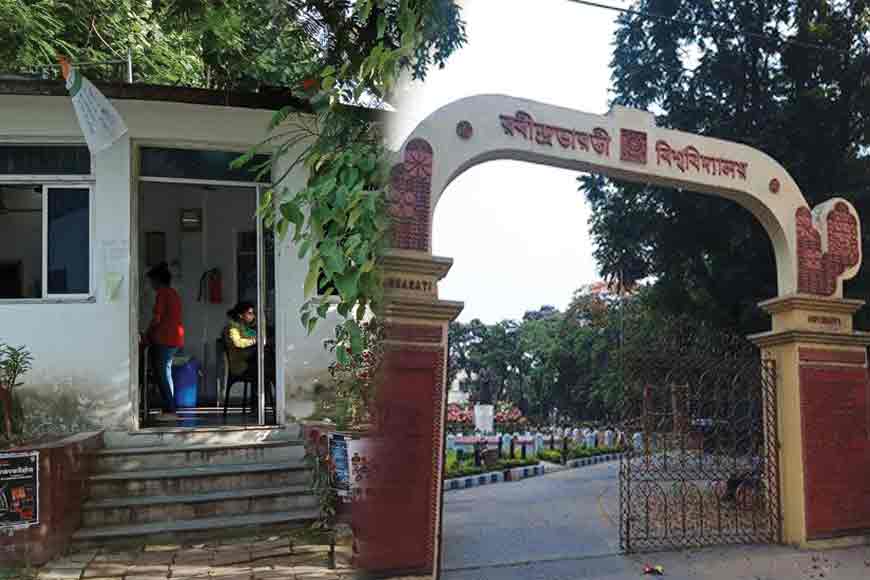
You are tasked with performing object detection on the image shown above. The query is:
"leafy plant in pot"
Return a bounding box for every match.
[0,343,32,442]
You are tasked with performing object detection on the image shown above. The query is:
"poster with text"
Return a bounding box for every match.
[329,432,351,498]
[0,452,39,530]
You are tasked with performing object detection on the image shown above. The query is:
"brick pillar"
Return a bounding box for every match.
[352,250,462,577]
[750,294,870,547]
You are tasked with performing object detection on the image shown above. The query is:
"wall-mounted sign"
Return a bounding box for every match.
[0,451,39,530]
[329,432,351,500]
[180,208,203,232]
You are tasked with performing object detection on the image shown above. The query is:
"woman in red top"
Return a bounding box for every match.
[145,262,184,415]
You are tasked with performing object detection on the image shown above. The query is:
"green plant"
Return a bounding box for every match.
[323,319,383,429]
[304,440,338,532]
[0,344,32,442]
[537,449,562,463]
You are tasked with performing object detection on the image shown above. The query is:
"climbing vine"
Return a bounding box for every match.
[236,0,466,358]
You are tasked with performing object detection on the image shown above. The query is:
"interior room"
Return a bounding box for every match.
[137,181,275,427]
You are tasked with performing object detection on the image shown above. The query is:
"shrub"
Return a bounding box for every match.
[537,449,563,463]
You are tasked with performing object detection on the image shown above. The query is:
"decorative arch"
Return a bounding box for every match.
[389,95,862,298]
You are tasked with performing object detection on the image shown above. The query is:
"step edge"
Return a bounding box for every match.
[71,510,319,540]
[82,485,314,510]
[93,440,305,456]
[88,462,310,482]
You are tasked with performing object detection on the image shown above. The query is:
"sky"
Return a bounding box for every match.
[391,0,629,324]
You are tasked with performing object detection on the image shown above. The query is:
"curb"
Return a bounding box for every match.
[564,452,624,469]
[443,464,546,492]
[442,453,625,492]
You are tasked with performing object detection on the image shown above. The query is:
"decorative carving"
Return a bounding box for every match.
[655,140,748,179]
[456,120,473,140]
[796,203,860,296]
[769,178,780,194]
[620,129,647,164]
[388,139,432,251]
[498,111,611,156]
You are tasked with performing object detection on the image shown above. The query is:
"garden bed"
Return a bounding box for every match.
[445,450,538,479]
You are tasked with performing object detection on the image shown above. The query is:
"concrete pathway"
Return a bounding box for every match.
[6,532,354,580]
[440,462,870,580]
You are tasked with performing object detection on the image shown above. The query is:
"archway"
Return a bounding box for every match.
[354,95,868,578]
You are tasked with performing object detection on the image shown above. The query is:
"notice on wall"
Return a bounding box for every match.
[0,452,39,530]
[329,432,351,499]
[100,240,129,302]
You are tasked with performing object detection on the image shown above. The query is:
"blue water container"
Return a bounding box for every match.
[172,358,201,408]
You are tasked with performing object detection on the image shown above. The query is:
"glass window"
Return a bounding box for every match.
[0,185,43,298]
[0,184,92,299]
[46,188,90,295]
[141,148,271,183]
[0,145,90,175]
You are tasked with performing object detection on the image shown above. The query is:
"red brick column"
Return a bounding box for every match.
[352,251,462,577]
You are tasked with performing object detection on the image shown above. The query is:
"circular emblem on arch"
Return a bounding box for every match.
[769,178,780,194]
[456,120,474,140]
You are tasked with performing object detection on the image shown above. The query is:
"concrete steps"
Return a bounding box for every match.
[71,510,319,549]
[82,484,317,527]
[91,439,305,472]
[74,433,318,549]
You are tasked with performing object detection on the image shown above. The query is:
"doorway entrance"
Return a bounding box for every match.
[135,147,276,429]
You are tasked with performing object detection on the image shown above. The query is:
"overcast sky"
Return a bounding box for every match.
[391,0,629,323]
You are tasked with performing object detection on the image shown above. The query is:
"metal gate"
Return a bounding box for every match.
[617,323,781,552]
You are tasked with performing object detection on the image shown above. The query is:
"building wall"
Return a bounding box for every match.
[0,95,335,433]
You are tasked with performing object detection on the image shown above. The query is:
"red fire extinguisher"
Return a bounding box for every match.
[198,268,222,304]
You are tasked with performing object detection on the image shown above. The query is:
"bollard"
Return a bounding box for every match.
[550,433,555,450]
[474,441,482,467]
[497,438,503,458]
[561,436,568,465]
[510,437,516,459]
[521,441,527,459]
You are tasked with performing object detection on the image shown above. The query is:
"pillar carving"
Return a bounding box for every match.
[750,294,870,547]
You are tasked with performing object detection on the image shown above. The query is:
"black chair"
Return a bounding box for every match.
[219,337,256,418]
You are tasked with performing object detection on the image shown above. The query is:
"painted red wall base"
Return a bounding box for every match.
[0,431,103,566]
[800,365,870,539]
[353,348,443,576]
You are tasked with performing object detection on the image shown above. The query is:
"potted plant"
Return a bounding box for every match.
[0,343,33,442]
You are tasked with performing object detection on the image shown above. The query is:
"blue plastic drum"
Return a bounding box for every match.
[172,358,201,408]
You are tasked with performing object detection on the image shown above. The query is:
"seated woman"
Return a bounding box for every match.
[224,301,258,378]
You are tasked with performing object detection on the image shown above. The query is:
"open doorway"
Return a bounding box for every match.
[137,180,276,428]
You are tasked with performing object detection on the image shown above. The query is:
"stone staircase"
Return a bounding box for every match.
[72,431,319,549]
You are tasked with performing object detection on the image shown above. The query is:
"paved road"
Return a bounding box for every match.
[440,463,870,580]
[441,462,621,573]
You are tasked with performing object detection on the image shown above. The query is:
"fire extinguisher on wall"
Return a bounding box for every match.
[198,268,222,304]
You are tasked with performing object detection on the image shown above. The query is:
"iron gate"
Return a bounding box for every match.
[617,324,781,552]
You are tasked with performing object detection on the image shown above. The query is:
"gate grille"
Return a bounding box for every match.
[617,324,781,552]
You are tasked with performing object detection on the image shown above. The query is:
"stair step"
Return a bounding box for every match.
[87,462,309,499]
[92,440,305,472]
[72,510,319,548]
[81,485,317,527]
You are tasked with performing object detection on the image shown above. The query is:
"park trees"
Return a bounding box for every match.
[584,0,870,333]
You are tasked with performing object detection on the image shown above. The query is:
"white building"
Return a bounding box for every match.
[0,79,363,435]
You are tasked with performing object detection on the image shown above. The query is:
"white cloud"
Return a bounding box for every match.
[392,0,627,323]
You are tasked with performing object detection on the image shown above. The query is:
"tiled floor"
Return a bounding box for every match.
[23,534,354,580]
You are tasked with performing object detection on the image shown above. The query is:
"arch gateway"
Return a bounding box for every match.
[356,95,870,577]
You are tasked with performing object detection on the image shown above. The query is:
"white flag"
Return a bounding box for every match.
[60,57,128,153]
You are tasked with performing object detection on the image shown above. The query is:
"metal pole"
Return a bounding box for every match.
[126,47,133,84]
[256,186,266,425]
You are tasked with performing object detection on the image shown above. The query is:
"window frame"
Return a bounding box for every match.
[41,184,95,300]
